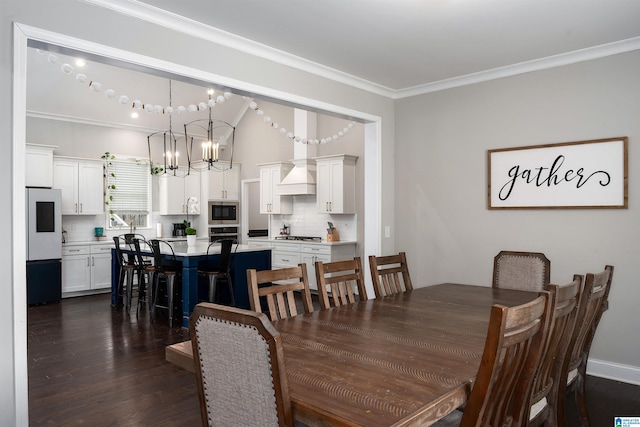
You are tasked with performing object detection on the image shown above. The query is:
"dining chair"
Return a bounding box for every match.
[529,275,583,427]
[315,257,368,310]
[198,239,237,306]
[247,264,314,321]
[557,265,614,427]
[189,302,295,427]
[368,251,413,298]
[434,291,553,427]
[493,250,551,291]
[113,236,137,313]
[148,239,182,327]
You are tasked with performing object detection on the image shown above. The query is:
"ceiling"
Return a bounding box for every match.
[27,0,640,134]
[134,0,640,92]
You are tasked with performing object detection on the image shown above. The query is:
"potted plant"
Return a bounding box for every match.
[185,220,197,246]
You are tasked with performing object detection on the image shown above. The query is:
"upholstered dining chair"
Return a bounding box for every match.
[529,275,583,427]
[493,250,551,291]
[368,252,413,298]
[433,291,553,427]
[557,265,614,427]
[198,239,237,306]
[189,303,295,427]
[247,264,314,321]
[315,257,368,310]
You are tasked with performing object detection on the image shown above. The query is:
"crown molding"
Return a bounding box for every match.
[79,0,396,98]
[54,2,640,100]
[394,36,640,99]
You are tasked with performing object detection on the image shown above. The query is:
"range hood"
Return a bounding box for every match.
[276,109,318,196]
[276,158,316,195]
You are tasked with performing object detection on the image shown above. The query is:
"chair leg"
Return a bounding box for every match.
[136,268,146,316]
[167,275,175,328]
[125,268,134,313]
[225,273,235,306]
[575,367,590,427]
[208,274,218,303]
[147,271,155,313]
[150,273,160,323]
[116,267,125,306]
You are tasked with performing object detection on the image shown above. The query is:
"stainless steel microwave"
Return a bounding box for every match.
[208,201,239,225]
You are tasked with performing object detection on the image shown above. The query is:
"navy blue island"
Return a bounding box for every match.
[111,240,271,327]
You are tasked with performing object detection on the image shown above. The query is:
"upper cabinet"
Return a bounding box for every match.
[26,144,55,188]
[53,157,104,215]
[315,155,358,214]
[208,162,240,200]
[158,172,201,215]
[259,162,293,214]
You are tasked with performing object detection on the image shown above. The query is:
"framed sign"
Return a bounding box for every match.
[488,137,628,209]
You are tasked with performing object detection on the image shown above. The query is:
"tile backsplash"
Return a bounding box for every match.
[271,194,357,241]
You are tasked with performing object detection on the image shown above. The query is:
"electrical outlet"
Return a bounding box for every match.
[384,226,391,238]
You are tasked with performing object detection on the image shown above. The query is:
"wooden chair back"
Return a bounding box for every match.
[528,275,583,426]
[493,250,551,291]
[247,264,314,321]
[368,252,413,298]
[189,303,294,427]
[460,291,553,427]
[315,257,368,310]
[557,265,613,427]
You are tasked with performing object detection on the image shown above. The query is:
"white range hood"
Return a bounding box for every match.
[276,109,318,196]
[276,158,316,195]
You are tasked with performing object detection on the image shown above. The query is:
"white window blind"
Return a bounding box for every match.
[108,160,150,213]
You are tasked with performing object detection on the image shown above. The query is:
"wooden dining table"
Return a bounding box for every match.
[166,283,538,426]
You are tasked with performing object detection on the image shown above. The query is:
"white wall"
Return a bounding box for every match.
[395,50,640,378]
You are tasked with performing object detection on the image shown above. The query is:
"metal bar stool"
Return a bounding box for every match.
[113,236,136,313]
[149,239,181,327]
[198,239,237,306]
[132,238,156,316]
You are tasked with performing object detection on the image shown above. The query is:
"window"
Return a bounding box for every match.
[106,158,150,229]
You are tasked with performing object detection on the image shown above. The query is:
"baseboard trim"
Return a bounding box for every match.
[587,358,640,386]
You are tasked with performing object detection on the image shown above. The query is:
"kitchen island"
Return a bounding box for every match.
[111,240,271,327]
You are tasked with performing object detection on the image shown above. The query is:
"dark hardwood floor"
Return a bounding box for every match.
[28,293,639,426]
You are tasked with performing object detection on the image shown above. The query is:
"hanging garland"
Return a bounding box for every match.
[37,50,357,144]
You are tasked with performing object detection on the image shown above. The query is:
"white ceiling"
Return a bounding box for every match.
[135,0,640,92]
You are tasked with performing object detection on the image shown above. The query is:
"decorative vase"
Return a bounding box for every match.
[187,235,197,246]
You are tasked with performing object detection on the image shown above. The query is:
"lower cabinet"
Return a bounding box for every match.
[62,244,112,296]
[271,241,356,291]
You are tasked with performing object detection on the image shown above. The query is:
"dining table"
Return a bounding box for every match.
[165,283,538,426]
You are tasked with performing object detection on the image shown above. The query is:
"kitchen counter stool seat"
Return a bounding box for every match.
[149,239,181,328]
[132,238,157,315]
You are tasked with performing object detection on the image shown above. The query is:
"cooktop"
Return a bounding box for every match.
[274,236,322,241]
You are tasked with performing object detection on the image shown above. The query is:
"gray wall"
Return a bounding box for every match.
[2,0,394,423]
[395,50,640,370]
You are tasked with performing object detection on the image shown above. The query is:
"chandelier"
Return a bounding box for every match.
[183,89,236,170]
[147,80,193,175]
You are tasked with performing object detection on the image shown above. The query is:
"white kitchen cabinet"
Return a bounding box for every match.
[259,162,293,214]
[62,244,114,296]
[26,144,55,188]
[54,157,104,215]
[315,155,358,214]
[270,241,356,291]
[158,172,201,215]
[208,162,241,200]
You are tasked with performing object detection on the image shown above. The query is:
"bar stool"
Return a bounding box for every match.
[113,236,136,313]
[198,239,236,306]
[132,238,156,316]
[149,239,181,327]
